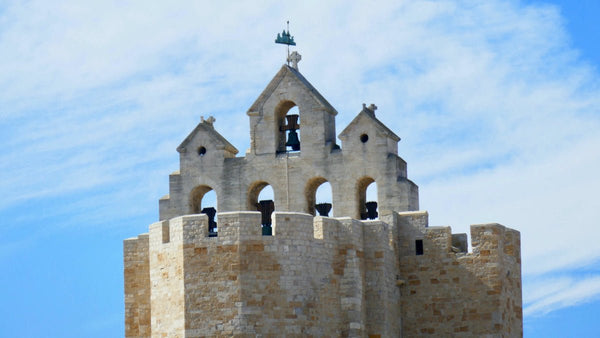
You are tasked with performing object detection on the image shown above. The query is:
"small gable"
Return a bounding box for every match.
[339,104,400,154]
[247,65,338,116]
[244,62,339,156]
[177,117,238,157]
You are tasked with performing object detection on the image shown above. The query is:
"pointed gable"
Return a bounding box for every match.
[177,119,238,155]
[339,104,400,142]
[245,64,339,156]
[247,65,337,116]
[338,104,401,156]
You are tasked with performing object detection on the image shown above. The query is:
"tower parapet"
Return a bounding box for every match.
[397,212,522,336]
[129,212,403,336]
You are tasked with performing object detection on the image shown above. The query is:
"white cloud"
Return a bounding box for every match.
[524,275,600,316]
[422,133,600,274]
[1,0,599,317]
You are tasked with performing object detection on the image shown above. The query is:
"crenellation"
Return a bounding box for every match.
[148,218,186,337]
[452,233,468,253]
[312,215,339,242]
[396,210,429,257]
[424,226,453,254]
[363,220,401,336]
[124,61,522,337]
[272,212,314,239]
[397,216,522,336]
[216,211,262,241]
[129,208,521,337]
[123,234,151,338]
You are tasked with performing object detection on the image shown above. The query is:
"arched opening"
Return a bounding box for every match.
[190,185,218,236]
[276,101,301,153]
[305,177,333,217]
[357,177,379,220]
[247,182,275,235]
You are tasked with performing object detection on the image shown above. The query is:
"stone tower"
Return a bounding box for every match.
[124,60,522,337]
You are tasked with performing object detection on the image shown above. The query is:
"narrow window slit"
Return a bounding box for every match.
[416,239,424,255]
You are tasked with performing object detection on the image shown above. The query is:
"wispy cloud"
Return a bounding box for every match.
[524,274,600,316]
[422,133,600,274]
[1,0,599,318]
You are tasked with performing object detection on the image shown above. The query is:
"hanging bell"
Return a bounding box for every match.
[365,201,378,220]
[285,129,301,151]
[257,200,275,227]
[201,207,218,236]
[315,203,332,217]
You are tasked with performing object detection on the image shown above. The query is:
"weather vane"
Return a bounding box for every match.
[275,21,297,67]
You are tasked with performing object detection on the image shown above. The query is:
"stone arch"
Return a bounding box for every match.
[357,176,378,220]
[304,177,332,216]
[247,181,275,234]
[189,185,216,214]
[247,181,274,210]
[275,100,300,153]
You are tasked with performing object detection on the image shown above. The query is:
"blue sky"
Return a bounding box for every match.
[1,1,599,336]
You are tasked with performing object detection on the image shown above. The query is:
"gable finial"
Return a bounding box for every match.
[201,115,216,127]
[362,103,378,116]
[287,51,302,70]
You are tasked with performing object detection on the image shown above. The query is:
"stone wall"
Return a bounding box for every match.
[363,219,401,336]
[124,210,521,337]
[175,212,384,336]
[124,212,522,337]
[148,218,188,337]
[160,143,418,221]
[123,234,151,337]
[397,212,522,336]
[126,211,413,337]
[158,65,419,222]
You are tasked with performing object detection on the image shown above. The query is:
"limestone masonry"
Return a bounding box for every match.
[124,61,522,337]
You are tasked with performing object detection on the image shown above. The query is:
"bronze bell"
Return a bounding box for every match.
[365,201,378,220]
[257,200,274,236]
[315,203,332,217]
[257,200,275,227]
[201,207,217,236]
[285,129,301,151]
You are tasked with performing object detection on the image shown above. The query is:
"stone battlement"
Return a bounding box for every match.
[394,212,522,336]
[126,212,399,336]
[132,212,519,261]
[125,211,521,336]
